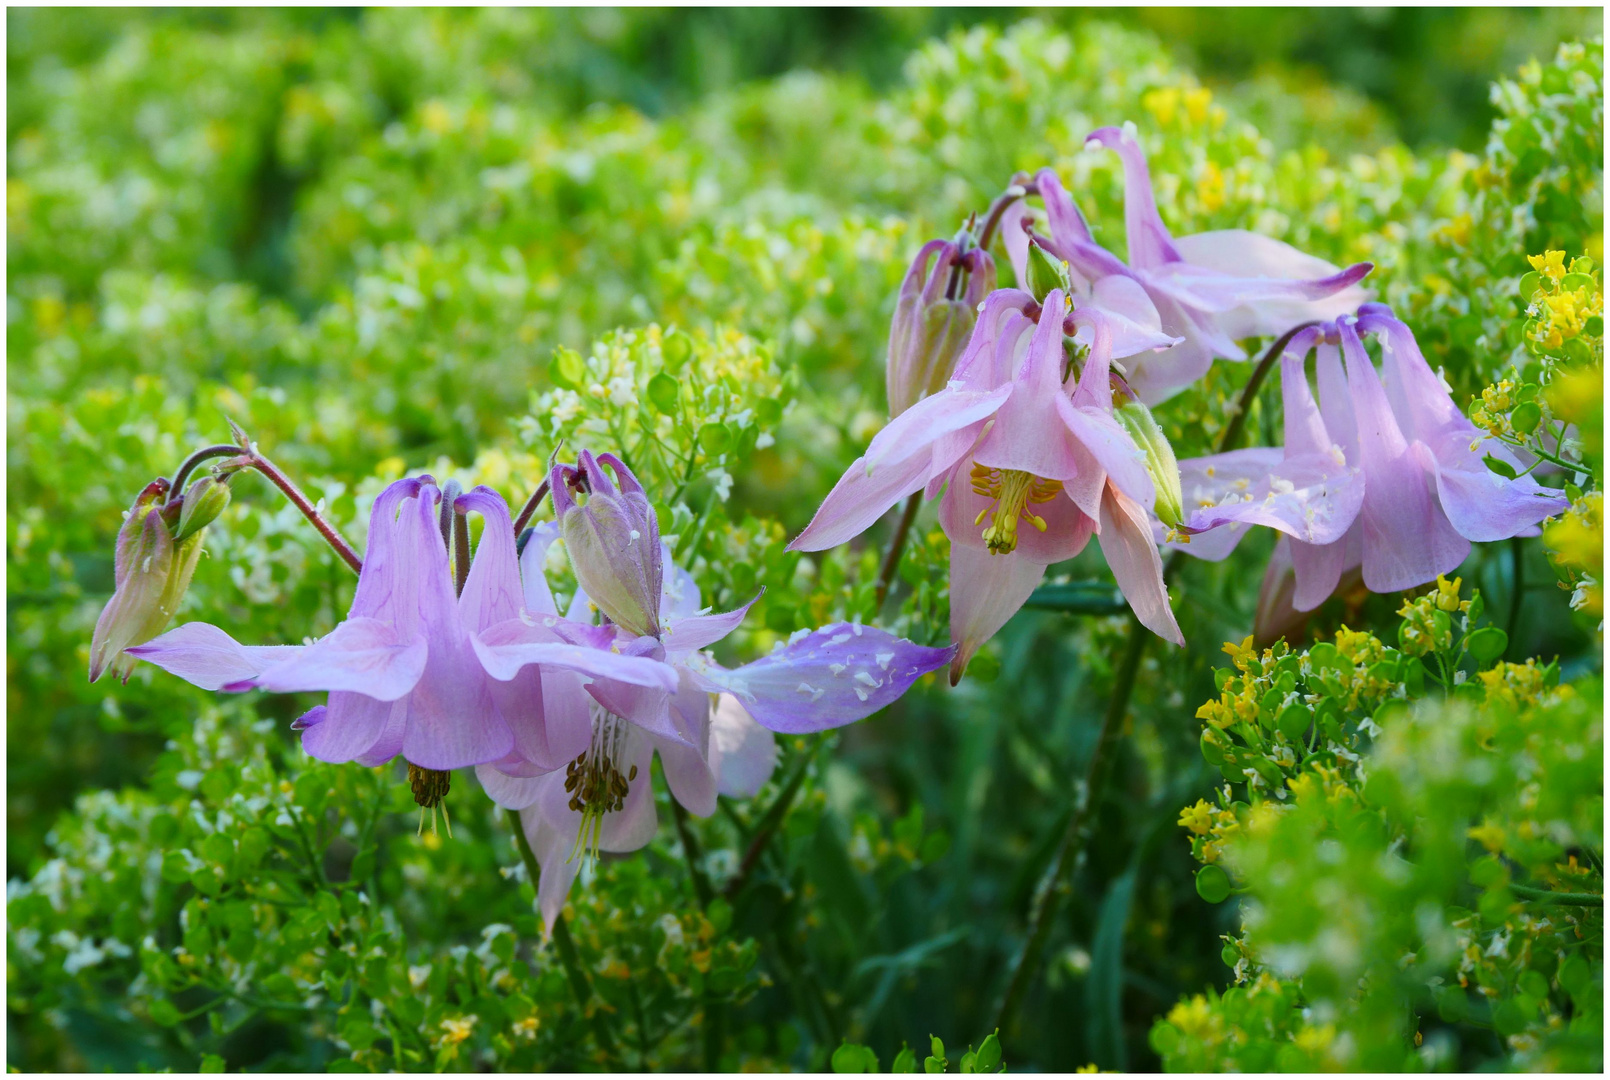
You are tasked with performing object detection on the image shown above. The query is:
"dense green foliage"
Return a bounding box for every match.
[7,9,1602,1072]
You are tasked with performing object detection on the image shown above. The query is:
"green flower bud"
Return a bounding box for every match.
[173,475,232,543]
[90,479,205,683]
[1113,384,1186,529]
[1024,239,1070,304]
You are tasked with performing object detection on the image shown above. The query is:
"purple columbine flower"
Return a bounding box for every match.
[999,125,1373,404]
[125,477,674,773]
[790,287,1186,683]
[887,235,997,416]
[1173,305,1570,609]
[474,512,951,932]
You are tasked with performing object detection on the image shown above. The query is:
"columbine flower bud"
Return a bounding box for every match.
[1024,237,1070,305]
[1111,375,1186,531]
[89,479,206,683]
[173,475,232,543]
[553,450,663,638]
[887,236,997,416]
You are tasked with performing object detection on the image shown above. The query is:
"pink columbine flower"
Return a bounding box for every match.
[790,287,1185,684]
[1001,125,1373,403]
[125,477,674,772]
[475,512,952,932]
[1174,305,1570,610]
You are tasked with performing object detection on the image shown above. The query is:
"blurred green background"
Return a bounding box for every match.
[6,6,1601,1073]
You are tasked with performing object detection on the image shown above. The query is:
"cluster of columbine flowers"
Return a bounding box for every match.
[792,122,1568,674]
[89,120,1570,928]
[92,445,952,932]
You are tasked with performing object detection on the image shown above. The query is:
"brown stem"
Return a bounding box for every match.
[1214,321,1321,454]
[977,172,1035,252]
[166,445,247,504]
[244,453,364,576]
[874,493,923,610]
[512,478,552,536]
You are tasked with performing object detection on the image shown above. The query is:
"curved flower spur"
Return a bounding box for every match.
[790,284,1187,684]
[999,124,1373,403]
[1170,305,1571,613]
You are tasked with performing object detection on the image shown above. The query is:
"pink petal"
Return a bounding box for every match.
[520,798,582,938]
[661,591,760,657]
[455,486,524,633]
[938,469,1094,564]
[301,692,407,765]
[1084,125,1183,269]
[691,624,954,731]
[252,616,428,701]
[1097,485,1184,646]
[947,542,1047,683]
[518,521,564,616]
[1340,322,1470,592]
[476,762,549,810]
[1170,229,1371,336]
[655,732,717,817]
[125,622,302,691]
[1288,521,1362,612]
[470,618,679,689]
[709,695,779,798]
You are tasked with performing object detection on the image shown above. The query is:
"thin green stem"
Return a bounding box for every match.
[874,493,923,610]
[512,478,551,536]
[1511,883,1603,906]
[241,451,364,575]
[991,616,1149,1035]
[506,808,618,1059]
[722,740,819,900]
[670,799,714,908]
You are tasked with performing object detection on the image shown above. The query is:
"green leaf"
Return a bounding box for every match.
[1465,626,1509,664]
[1510,400,1542,435]
[1023,581,1128,614]
[149,999,182,1027]
[974,1032,1001,1072]
[1483,453,1518,480]
[697,422,732,456]
[662,333,692,372]
[892,1046,917,1073]
[1196,864,1232,904]
[647,371,680,414]
[1518,271,1541,301]
[200,1054,226,1073]
[551,347,585,388]
[832,1042,878,1073]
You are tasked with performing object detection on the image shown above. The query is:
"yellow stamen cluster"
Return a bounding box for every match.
[970,463,1063,554]
[566,709,638,861]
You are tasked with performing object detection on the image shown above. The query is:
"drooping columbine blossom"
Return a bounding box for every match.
[790,288,1185,683]
[1001,127,1373,403]
[126,477,675,772]
[1175,305,1570,609]
[887,235,997,416]
[476,513,950,928]
[508,693,778,936]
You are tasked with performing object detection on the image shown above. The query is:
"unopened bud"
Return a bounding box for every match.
[173,475,231,543]
[553,450,663,638]
[1024,238,1070,305]
[1111,378,1185,529]
[89,479,205,683]
[887,239,996,416]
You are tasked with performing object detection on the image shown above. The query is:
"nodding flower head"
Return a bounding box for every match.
[551,450,664,638]
[887,235,996,416]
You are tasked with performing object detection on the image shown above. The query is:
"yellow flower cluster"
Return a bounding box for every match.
[1142,85,1222,129]
[1470,376,1519,438]
[1395,575,1469,657]
[1544,489,1602,618]
[1477,658,1572,713]
[1525,250,1603,354]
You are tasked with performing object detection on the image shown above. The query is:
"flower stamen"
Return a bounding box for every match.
[566,703,637,863]
[970,463,1063,554]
